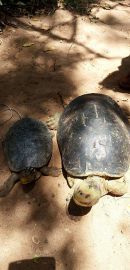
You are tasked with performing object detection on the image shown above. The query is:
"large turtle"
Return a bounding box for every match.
[48,93,130,207]
[0,117,60,197]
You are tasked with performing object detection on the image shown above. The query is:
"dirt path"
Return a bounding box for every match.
[0,2,130,270]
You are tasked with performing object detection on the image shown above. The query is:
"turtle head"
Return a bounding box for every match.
[20,168,40,185]
[73,176,104,207]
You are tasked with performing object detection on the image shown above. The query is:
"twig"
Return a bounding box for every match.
[67,43,73,57]
[57,92,65,109]
[0,103,22,126]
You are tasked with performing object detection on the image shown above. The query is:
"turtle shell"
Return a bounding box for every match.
[4,117,52,172]
[57,94,130,177]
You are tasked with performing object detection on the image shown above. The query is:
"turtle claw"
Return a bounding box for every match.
[46,117,57,130]
[51,132,55,138]
[46,112,61,130]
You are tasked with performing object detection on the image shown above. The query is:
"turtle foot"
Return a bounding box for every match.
[106,177,127,196]
[40,166,61,177]
[46,112,61,130]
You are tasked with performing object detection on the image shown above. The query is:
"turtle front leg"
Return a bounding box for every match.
[105,177,128,196]
[46,112,61,130]
[40,166,61,177]
[67,176,81,188]
[67,176,75,188]
[66,177,83,203]
[0,172,19,197]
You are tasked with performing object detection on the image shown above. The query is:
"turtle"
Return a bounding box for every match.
[47,93,130,207]
[0,117,61,197]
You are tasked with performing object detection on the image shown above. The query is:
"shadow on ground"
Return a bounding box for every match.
[67,198,91,216]
[100,54,130,116]
[8,257,55,270]
[101,55,130,94]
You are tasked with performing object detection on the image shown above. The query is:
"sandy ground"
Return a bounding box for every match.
[0,2,130,270]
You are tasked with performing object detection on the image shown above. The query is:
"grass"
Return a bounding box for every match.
[63,0,98,14]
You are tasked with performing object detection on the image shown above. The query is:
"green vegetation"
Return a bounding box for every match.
[63,0,91,14]
[0,0,53,4]
[0,0,99,26]
[0,0,57,7]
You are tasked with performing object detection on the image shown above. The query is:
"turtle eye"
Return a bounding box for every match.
[79,191,83,196]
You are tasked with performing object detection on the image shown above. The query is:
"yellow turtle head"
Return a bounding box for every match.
[73,176,103,207]
[20,168,38,185]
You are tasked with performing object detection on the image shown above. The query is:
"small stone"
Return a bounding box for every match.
[44,238,48,244]
[122,98,128,101]
[64,228,71,233]
[27,201,31,205]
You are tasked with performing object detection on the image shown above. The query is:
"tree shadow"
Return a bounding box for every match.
[14,15,112,59]
[8,257,55,270]
[0,10,114,125]
[0,0,100,17]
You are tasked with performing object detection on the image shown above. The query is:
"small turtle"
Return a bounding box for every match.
[47,93,130,207]
[0,117,60,197]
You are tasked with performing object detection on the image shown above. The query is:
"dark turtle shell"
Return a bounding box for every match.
[4,117,52,172]
[57,94,130,177]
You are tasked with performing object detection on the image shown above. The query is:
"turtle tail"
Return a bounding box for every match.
[0,173,19,197]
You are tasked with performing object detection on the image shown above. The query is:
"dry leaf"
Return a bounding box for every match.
[22,42,35,48]
[31,18,39,21]
[32,255,40,264]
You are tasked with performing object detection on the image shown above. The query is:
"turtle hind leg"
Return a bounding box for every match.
[105,177,128,196]
[40,166,61,177]
[0,172,19,197]
[46,112,61,130]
